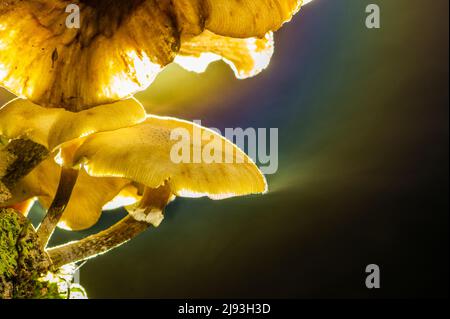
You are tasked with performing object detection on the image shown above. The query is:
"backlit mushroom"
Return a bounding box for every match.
[2,157,132,231]
[0,97,146,246]
[0,98,146,151]
[0,0,306,111]
[0,0,315,298]
[2,109,266,267]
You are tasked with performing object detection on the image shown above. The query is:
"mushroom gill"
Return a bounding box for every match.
[1,103,266,231]
[2,157,131,231]
[43,113,267,267]
[72,115,267,199]
[0,98,146,151]
[0,0,305,111]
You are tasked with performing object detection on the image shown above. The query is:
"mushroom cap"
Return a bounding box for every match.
[0,98,146,151]
[73,116,267,199]
[0,0,303,110]
[202,0,302,38]
[3,158,131,231]
[2,114,267,229]
[176,31,274,79]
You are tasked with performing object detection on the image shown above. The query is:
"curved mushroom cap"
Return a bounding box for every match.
[0,0,303,111]
[3,158,131,231]
[176,31,274,79]
[73,116,267,199]
[202,0,302,38]
[0,98,146,151]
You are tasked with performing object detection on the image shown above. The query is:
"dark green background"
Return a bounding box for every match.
[1,0,448,298]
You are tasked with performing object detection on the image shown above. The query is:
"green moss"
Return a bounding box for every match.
[0,208,21,297]
[0,208,87,299]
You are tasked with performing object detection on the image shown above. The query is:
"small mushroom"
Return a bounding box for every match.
[0,0,305,110]
[72,115,267,199]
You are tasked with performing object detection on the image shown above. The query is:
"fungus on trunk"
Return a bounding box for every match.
[0,0,313,299]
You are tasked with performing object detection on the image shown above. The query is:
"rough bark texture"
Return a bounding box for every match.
[0,139,49,188]
[48,215,150,268]
[0,208,58,299]
[0,139,49,203]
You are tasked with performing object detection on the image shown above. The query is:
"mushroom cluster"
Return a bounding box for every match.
[0,0,309,298]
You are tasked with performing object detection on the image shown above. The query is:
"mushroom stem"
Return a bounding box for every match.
[47,183,172,268]
[37,167,79,248]
[46,215,151,269]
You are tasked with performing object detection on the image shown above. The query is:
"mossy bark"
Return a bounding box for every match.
[0,208,87,299]
[0,208,55,298]
[0,139,49,203]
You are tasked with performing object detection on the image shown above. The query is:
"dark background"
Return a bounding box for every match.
[2,0,448,298]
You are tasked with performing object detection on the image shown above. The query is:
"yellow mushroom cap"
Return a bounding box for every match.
[203,0,302,38]
[0,98,146,151]
[176,31,274,79]
[0,0,303,110]
[73,116,267,199]
[3,158,131,231]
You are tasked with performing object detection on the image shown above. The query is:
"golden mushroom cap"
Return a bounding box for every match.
[0,0,303,111]
[177,31,274,79]
[203,0,302,38]
[72,116,267,199]
[0,98,146,151]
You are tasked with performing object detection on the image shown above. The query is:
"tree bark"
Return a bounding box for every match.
[0,208,53,299]
[1,139,48,203]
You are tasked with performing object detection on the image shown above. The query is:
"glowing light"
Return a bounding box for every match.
[54,149,64,165]
[105,50,161,98]
[228,32,274,79]
[174,53,221,73]
[176,31,274,79]
[79,130,96,138]
[57,221,73,231]
[177,189,237,200]
[40,264,88,299]
[103,195,139,210]
[0,63,7,81]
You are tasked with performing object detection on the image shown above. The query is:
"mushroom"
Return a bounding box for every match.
[0,0,306,111]
[2,157,132,231]
[0,97,146,246]
[176,30,274,79]
[0,0,314,291]
[2,106,266,267]
[0,98,146,151]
